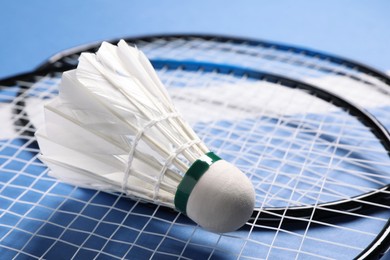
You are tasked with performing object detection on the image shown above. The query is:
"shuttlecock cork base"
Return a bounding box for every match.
[36,40,255,234]
[175,152,255,233]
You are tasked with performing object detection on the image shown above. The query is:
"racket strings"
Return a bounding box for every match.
[156,68,390,258]
[1,37,390,259]
[138,38,385,87]
[8,70,384,255]
[137,38,390,132]
[263,102,345,258]
[296,121,349,259]
[167,70,389,203]
[55,37,390,132]
[168,68,390,258]
[53,37,390,112]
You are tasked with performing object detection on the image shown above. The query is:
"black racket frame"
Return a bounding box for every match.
[1,34,389,259]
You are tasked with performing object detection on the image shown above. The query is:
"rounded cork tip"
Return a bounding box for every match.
[186,160,255,233]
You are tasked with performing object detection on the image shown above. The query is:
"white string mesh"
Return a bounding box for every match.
[1,36,390,259]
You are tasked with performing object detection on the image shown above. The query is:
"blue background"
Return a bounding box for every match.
[1,1,390,259]
[1,0,390,80]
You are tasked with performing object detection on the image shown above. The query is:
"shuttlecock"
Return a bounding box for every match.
[35,40,255,233]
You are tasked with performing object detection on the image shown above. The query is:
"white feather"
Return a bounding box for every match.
[36,41,208,208]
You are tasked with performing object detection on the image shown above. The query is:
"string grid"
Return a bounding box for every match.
[0,36,390,259]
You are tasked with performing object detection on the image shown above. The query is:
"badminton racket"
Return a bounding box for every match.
[1,35,390,259]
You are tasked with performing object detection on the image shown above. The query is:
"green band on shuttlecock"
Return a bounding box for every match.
[174,152,221,215]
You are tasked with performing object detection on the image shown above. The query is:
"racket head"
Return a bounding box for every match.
[1,35,390,259]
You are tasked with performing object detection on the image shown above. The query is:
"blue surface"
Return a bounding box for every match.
[1,1,390,259]
[1,0,390,79]
[1,65,389,258]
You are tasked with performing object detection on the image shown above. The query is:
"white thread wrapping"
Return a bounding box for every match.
[122,112,180,192]
[152,139,201,200]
